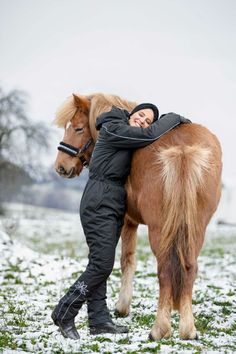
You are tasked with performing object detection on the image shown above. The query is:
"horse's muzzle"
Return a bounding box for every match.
[56,166,76,178]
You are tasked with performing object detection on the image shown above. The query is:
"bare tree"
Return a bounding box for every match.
[0,86,51,175]
[0,86,52,209]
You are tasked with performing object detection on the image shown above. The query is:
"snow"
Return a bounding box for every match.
[0,203,236,353]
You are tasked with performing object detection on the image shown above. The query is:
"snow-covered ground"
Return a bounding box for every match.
[0,203,236,353]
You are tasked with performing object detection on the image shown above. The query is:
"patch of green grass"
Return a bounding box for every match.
[136,253,149,262]
[201,247,225,257]
[192,290,209,305]
[230,321,236,331]
[213,300,232,306]
[0,281,11,286]
[111,268,121,277]
[132,301,142,308]
[15,277,23,285]
[50,347,68,354]
[93,336,112,343]
[158,338,176,346]
[80,343,100,352]
[207,284,222,291]
[4,273,15,280]
[195,313,214,334]
[18,341,27,351]
[6,316,28,328]
[117,337,130,344]
[0,287,16,296]
[30,338,37,346]
[146,273,157,277]
[27,270,34,279]
[7,303,25,315]
[71,271,80,278]
[221,306,231,316]
[0,331,17,350]
[226,289,235,296]
[192,298,204,305]
[139,344,161,352]
[5,263,22,272]
[40,240,80,258]
[135,284,154,297]
[217,325,236,335]
[199,337,218,349]
[174,342,203,352]
[3,273,24,285]
[41,280,55,286]
[133,313,156,327]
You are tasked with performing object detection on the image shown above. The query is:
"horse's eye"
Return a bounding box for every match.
[75,127,84,134]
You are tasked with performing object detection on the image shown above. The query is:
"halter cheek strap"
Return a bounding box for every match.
[57,138,94,167]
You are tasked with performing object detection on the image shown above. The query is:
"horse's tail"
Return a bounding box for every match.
[157,145,211,308]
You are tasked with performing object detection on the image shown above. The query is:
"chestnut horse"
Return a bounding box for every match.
[54,93,222,340]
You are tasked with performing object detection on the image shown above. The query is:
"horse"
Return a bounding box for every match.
[54,92,222,340]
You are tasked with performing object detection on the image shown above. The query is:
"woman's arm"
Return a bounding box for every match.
[99,113,190,149]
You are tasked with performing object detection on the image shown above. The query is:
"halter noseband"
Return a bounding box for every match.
[57,138,94,167]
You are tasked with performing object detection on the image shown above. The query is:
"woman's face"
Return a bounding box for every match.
[129,108,154,128]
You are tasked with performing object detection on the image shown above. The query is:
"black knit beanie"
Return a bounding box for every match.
[129,103,159,122]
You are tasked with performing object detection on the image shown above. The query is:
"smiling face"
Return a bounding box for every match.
[129,108,154,128]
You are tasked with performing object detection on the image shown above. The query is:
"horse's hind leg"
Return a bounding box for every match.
[179,260,198,339]
[115,216,138,316]
[148,229,172,340]
[149,263,172,340]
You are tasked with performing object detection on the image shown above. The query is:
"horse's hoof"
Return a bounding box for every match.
[149,327,171,341]
[180,330,198,340]
[114,309,129,318]
[148,332,155,341]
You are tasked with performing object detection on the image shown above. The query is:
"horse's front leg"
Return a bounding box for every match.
[115,216,138,316]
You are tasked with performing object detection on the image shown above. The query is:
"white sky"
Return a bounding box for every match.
[1,0,236,181]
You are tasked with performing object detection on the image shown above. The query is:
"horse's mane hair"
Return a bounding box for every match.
[53,92,137,139]
[89,93,137,140]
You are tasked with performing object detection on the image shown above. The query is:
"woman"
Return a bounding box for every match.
[52,103,191,339]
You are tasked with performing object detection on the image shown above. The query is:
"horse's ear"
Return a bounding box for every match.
[72,93,82,107]
[72,93,90,113]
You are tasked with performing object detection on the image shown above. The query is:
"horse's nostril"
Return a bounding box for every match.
[58,166,66,174]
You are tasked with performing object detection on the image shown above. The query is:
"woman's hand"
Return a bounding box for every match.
[179,116,192,124]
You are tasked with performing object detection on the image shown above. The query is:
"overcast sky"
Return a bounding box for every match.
[1,0,236,181]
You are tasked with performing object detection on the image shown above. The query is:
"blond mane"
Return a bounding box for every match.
[53,95,79,127]
[53,92,137,140]
[89,93,137,140]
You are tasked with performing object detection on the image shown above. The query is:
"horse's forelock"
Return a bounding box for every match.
[53,95,77,128]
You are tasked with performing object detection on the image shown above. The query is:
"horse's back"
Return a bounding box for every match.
[158,123,221,151]
[131,123,222,185]
[127,123,222,226]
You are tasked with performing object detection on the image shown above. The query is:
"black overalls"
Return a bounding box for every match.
[54,107,184,326]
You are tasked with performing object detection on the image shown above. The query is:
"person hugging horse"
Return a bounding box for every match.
[51,103,191,339]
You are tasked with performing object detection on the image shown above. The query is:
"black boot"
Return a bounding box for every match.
[51,308,80,340]
[90,321,129,335]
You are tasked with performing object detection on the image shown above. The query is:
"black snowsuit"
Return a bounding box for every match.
[54,107,187,326]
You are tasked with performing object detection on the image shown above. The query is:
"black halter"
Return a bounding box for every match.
[57,138,94,167]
